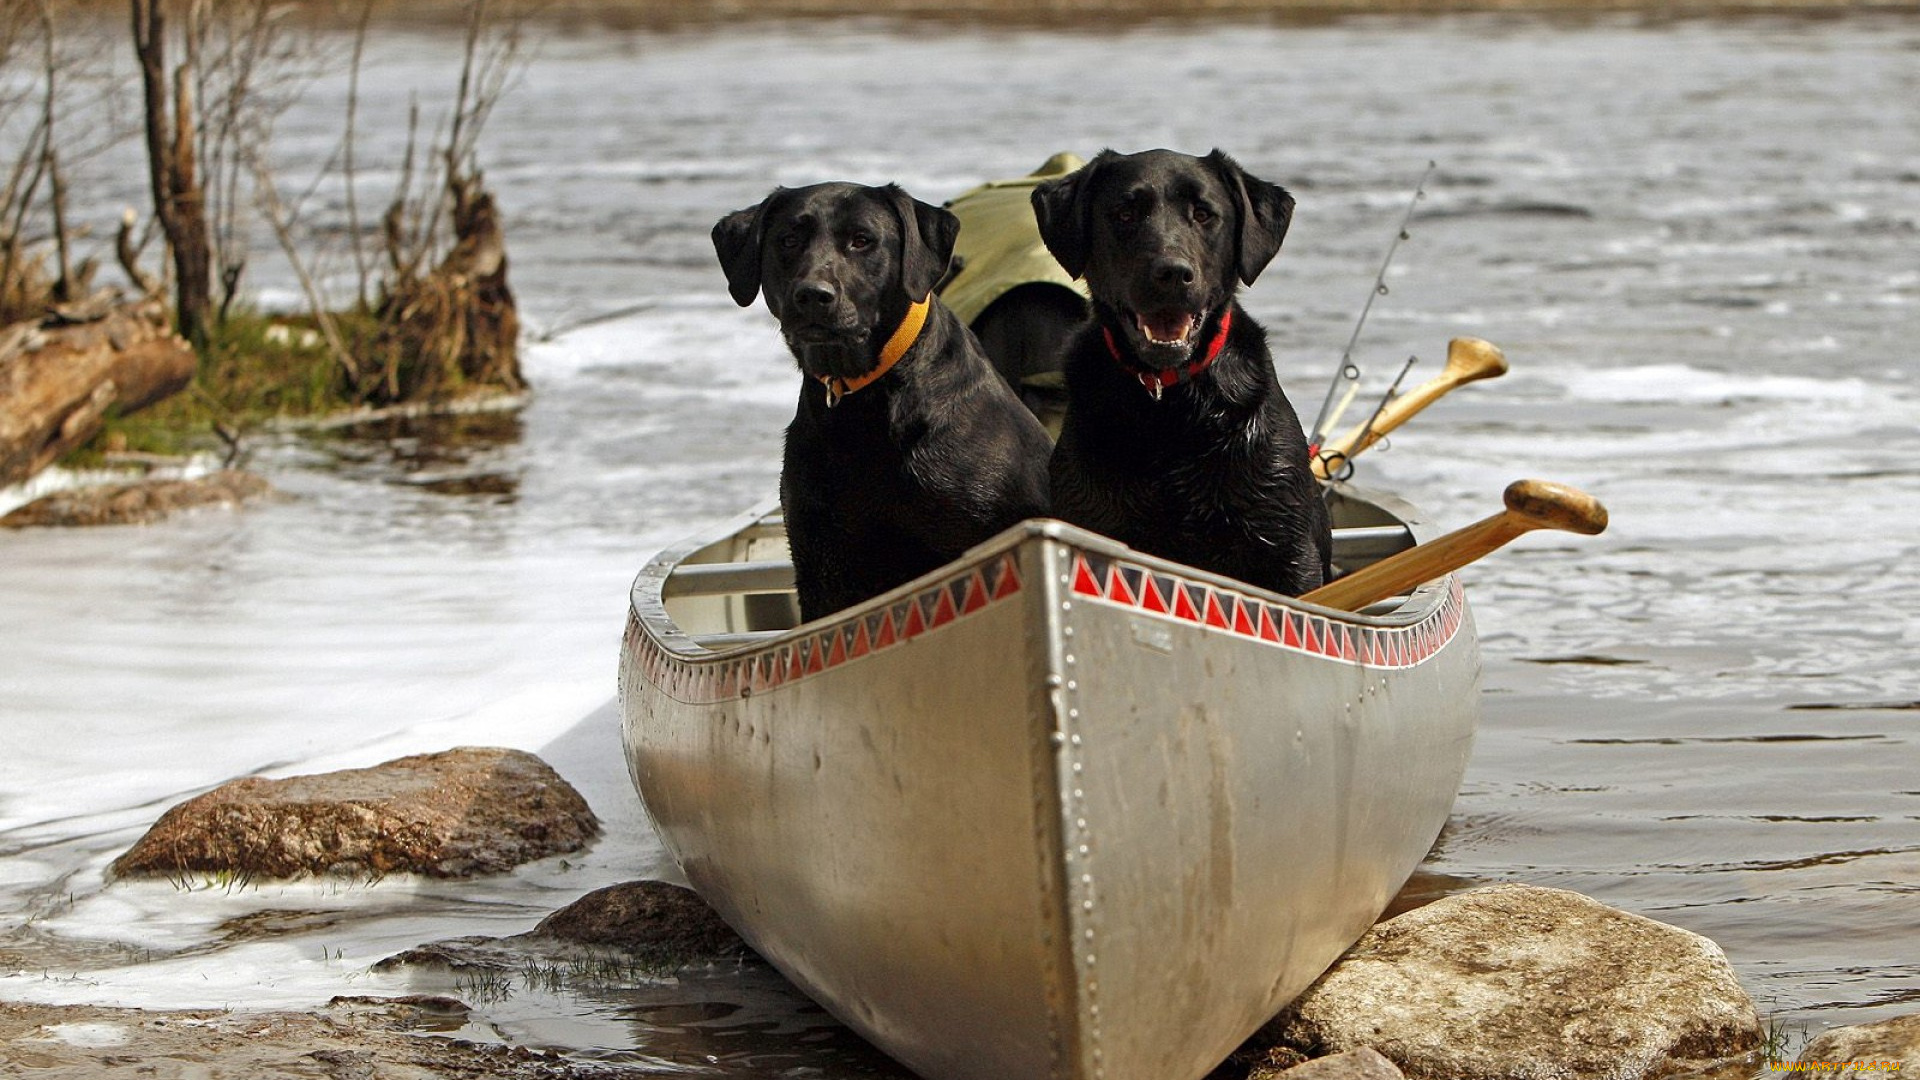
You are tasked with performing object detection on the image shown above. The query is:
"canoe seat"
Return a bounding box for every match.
[1330,524,1413,562]
[662,560,797,599]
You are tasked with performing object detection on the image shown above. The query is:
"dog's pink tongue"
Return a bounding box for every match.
[1138,311,1197,345]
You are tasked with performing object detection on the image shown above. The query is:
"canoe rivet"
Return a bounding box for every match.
[1067,709,1079,720]
[1071,734,1082,745]
[1072,762,1083,774]
[1063,626,1074,638]
[1073,788,1083,800]
[1083,899,1094,911]
[1076,818,1086,829]
[1082,873,1092,884]
[1061,601,1072,612]
[1065,655,1076,666]
[1047,675,1063,688]
[1086,955,1096,966]
[1066,680,1077,691]
[1050,731,1066,746]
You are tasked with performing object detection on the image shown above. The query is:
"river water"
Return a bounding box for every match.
[1,10,1916,1074]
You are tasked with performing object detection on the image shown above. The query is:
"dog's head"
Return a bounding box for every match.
[1032,149,1293,368]
[712,182,959,383]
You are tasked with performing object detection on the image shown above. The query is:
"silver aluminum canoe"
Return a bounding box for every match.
[618,483,1480,1080]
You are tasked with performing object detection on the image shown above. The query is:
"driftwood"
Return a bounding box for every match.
[0,469,268,529]
[368,178,522,404]
[0,299,196,487]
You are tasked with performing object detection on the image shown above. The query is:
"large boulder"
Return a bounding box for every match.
[1271,883,1761,1080]
[112,747,598,881]
[1799,1013,1920,1067]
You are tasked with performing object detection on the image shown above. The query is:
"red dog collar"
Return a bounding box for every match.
[1103,308,1233,400]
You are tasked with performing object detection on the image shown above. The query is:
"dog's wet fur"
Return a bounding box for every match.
[1032,148,1332,596]
[714,182,1052,622]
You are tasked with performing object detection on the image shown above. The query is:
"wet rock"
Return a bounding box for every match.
[111,747,598,882]
[1800,1012,1920,1066]
[0,997,628,1078]
[0,469,270,528]
[380,880,755,979]
[1269,1048,1405,1080]
[1209,1039,1310,1078]
[1270,883,1762,1080]
[533,880,750,961]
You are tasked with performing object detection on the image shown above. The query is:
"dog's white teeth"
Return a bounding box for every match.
[1137,313,1197,345]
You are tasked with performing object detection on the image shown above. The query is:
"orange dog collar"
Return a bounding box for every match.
[820,295,931,407]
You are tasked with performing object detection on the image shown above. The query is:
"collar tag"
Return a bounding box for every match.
[1106,308,1234,401]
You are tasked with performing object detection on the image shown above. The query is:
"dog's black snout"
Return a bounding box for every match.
[1153,259,1197,287]
[792,281,837,312]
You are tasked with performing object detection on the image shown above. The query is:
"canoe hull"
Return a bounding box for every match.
[620,518,1479,1080]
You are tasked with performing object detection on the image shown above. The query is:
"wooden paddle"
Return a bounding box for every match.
[1302,478,1608,612]
[1311,337,1510,480]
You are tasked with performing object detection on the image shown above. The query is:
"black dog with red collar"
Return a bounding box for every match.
[1033,148,1331,597]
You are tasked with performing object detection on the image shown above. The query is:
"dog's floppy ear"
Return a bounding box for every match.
[878,184,959,301]
[1205,149,1295,286]
[1030,152,1108,281]
[712,192,777,307]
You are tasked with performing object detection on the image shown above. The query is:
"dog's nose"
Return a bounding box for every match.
[1153,259,1196,287]
[792,281,837,312]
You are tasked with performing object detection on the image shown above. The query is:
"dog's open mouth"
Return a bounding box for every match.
[1136,310,1199,348]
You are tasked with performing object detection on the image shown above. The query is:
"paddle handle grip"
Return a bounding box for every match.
[1302,478,1607,612]
[1312,338,1509,480]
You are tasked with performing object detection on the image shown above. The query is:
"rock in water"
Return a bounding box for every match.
[533,880,752,965]
[1799,1013,1920,1067]
[1271,883,1761,1080]
[1,470,270,528]
[378,880,755,977]
[112,747,598,881]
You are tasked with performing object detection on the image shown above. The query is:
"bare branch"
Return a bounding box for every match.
[343,0,373,310]
[248,147,358,387]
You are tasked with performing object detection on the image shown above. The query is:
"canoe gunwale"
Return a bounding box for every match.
[630,481,1459,667]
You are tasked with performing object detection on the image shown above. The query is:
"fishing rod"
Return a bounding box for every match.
[1307,161,1437,451]
[1314,354,1418,481]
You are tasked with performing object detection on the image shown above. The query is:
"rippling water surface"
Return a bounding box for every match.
[2,11,1916,1071]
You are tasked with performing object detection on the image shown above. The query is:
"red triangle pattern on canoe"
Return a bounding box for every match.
[1171,585,1201,622]
[1072,556,1102,598]
[634,550,1466,705]
[1204,591,1231,630]
[1139,575,1169,614]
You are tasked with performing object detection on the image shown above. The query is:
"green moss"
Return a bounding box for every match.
[74,308,384,462]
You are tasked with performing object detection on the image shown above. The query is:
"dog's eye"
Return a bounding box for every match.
[848,233,874,251]
[1114,206,1138,225]
[778,232,802,251]
[1192,205,1216,225]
